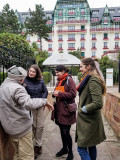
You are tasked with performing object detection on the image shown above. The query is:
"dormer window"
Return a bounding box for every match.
[92,10,99,14]
[109,9,115,13]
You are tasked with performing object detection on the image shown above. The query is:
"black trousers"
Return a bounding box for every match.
[58,124,72,154]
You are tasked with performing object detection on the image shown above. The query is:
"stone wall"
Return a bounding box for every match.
[103,92,120,137]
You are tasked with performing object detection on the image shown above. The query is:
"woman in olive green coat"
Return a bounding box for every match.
[76,58,106,160]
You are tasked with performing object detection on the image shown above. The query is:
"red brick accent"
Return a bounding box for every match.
[103,93,120,137]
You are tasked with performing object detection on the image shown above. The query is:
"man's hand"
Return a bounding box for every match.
[43,102,54,111]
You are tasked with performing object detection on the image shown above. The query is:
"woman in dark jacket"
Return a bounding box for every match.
[76,58,106,160]
[52,65,76,160]
[24,64,48,159]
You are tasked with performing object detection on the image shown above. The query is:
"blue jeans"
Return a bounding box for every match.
[77,146,97,160]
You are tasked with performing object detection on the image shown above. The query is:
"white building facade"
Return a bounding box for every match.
[16,0,120,58]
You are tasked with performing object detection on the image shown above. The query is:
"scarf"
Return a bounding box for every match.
[57,73,68,87]
[77,73,91,95]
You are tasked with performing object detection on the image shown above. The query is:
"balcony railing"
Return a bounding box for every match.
[56,20,87,24]
[91,19,99,22]
[80,38,85,41]
[47,40,53,42]
[58,48,63,50]
[59,13,62,16]
[81,47,85,50]
[90,28,120,32]
[114,46,120,49]
[103,47,109,49]
[46,20,53,25]
[91,47,97,50]
[91,38,97,40]
[115,37,120,40]
[67,47,76,50]
[67,38,76,41]
[57,29,87,33]
[68,12,75,15]
[48,48,53,51]
[103,37,109,40]
[81,12,85,15]
[113,18,120,21]
[58,39,63,41]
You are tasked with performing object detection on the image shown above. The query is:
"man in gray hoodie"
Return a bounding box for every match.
[0,65,53,160]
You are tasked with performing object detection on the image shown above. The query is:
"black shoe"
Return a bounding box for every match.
[55,148,68,157]
[34,146,42,159]
[66,153,74,160]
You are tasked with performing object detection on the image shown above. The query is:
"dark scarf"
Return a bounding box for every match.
[77,75,91,95]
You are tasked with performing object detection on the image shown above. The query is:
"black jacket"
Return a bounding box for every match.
[24,77,48,98]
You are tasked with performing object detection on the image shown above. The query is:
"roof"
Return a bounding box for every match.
[43,53,81,66]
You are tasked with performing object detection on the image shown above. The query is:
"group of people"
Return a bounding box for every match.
[0,57,106,160]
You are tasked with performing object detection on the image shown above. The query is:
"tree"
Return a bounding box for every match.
[25,4,51,51]
[0,4,20,33]
[68,48,82,59]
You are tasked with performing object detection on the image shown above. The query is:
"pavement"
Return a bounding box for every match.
[36,86,120,160]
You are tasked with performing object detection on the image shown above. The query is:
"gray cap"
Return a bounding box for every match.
[7,65,27,81]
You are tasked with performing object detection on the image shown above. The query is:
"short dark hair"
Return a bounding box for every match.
[27,64,42,81]
[55,65,69,73]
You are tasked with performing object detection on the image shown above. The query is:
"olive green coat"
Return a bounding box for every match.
[75,76,106,147]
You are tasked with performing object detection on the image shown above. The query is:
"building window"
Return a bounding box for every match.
[58,43,63,50]
[68,9,75,15]
[68,43,75,50]
[48,53,52,56]
[104,42,108,48]
[92,10,99,14]
[81,8,85,15]
[58,26,62,31]
[104,33,108,39]
[48,35,52,41]
[115,42,119,48]
[104,24,108,29]
[91,25,96,29]
[59,10,62,16]
[68,17,75,21]
[81,52,85,57]
[48,44,52,50]
[92,34,96,40]
[81,43,85,49]
[92,42,96,48]
[115,33,119,39]
[109,9,115,13]
[68,34,75,41]
[81,34,85,40]
[68,26,75,31]
[81,25,85,30]
[92,52,96,57]
[26,35,30,41]
[115,24,120,29]
[58,35,63,41]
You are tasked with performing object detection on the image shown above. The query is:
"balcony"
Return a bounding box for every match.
[46,20,53,25]
[58,39,63,41]
[103,37,109,40]
[114,46,120,49]
[67,38,76,41]
[104,20,108,23]
[81,47,85,50]
[114,37,120,40]
[80,38,85,41]
[91,19,99,22]
[81,11,85,15]
[90,28,120,32]
[48,40,53,42]
[67,47,76,50]
[58,47,63,50]
[57,29,87,33]
[56,20,87,24]
[68,12,75,15]
[48,48,53,51]
[91,47,97,50]
[59,13,62,16]
[113,18,120,22]
[91,38,97,40]
[103,47,109,49]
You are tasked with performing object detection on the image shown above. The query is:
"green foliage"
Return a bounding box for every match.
[99,56,118,84]
[25,4,51,50]
[0,72,7,84]
[0,32,34,58]
[0,4,21,33]
[42,71,52,84]
[77,72,82,82]
[68,66,79,76]
[69,48,82,59]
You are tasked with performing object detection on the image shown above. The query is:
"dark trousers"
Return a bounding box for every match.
[58,124,72,154]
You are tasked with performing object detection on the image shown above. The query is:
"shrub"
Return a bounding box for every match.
[42,72,52,84]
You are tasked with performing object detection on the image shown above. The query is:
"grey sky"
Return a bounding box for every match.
[0,0,120,12]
